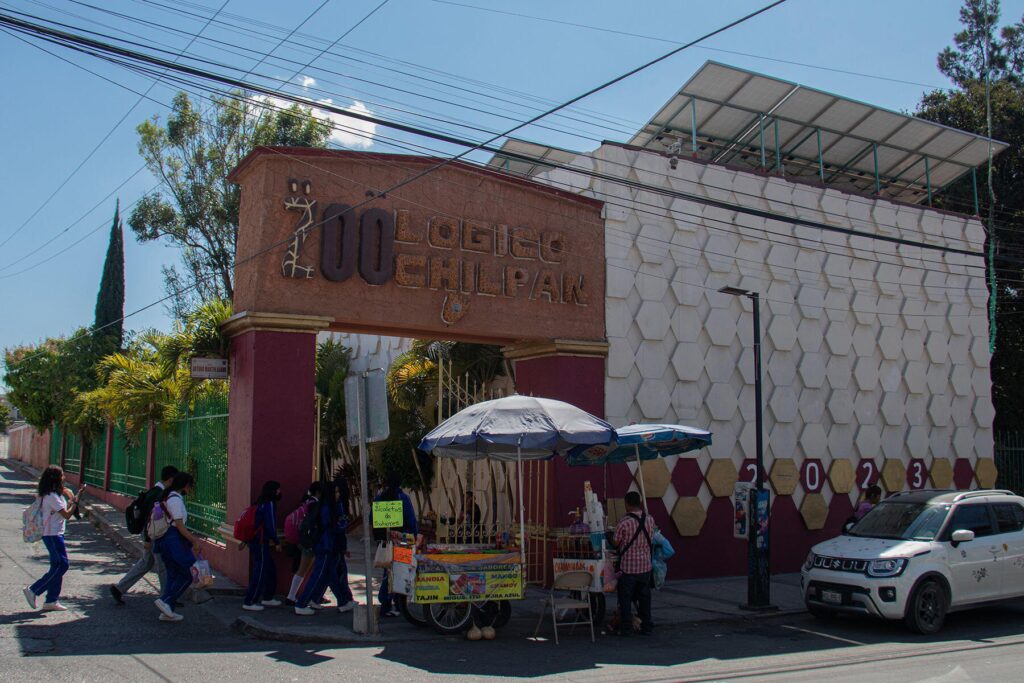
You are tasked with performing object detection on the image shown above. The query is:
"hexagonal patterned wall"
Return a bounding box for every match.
[534,145,994,575]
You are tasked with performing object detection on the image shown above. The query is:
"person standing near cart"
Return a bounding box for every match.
[612,491,655,636]
[373,472,417,617]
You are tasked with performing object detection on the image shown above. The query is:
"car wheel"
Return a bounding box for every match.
[807,603,836,619]
[904,578,948,634]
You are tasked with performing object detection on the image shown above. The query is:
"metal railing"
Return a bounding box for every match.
[995,432,1024,496]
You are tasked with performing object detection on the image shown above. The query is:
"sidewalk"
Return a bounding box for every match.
[6,457,805,645]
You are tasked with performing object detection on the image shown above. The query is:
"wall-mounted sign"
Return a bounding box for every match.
[189,357,228,379]
[229,150,606,344]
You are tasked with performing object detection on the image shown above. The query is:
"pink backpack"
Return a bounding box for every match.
[284,501,311,545]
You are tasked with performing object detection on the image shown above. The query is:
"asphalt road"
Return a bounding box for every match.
[3,459,1024,682]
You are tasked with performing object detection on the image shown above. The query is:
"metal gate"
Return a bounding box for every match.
[996,432,1024,495]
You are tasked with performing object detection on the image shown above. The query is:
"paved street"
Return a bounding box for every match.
[2,459,1024,682]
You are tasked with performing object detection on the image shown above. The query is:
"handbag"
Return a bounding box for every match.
[190,552,215,588]
[373,541,393,568]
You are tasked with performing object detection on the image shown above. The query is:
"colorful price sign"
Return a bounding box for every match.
[372,500,403,529]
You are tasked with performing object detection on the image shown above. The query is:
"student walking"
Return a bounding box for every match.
[242,480,283,611]
[109,465,179,604]
[152,473,199,622]
[294,485,349,615]
[313,477,357,612]
[24,465,81,612]
[284,482,321,605]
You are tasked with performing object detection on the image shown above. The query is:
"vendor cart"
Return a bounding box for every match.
[391,395,616,635]
[549,423,713,625]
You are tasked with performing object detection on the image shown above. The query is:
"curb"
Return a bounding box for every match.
[232,615,443,645]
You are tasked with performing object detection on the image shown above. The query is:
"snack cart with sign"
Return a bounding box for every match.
[390,395,616,636]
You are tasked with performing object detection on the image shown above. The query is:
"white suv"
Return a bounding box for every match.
[801,489,1024,634]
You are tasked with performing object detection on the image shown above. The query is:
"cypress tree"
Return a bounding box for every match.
[94,200,125,348]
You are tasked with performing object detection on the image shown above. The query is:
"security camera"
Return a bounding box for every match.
[670,156,678,170]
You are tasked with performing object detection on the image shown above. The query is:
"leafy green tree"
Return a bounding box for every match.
[918,0,1024,429]
[94,200,125,348]
[316,338,352,475]
[0,402,11,433]
[129,92,332,317]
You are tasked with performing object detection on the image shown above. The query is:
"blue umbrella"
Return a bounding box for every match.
[567,423,712,512]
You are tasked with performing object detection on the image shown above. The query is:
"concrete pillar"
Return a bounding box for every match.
[220,311,332,586]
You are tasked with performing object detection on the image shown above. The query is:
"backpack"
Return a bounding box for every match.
[298,501,324,550]
[147,499,175,540]
[284,501,311,545]
[233,504,260,543]
[23,497,44,543]
[125,488,154,535]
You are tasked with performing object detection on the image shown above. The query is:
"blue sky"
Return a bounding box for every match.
[1,0,1021,380]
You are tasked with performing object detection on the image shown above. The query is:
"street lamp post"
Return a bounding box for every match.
[719,286,774,610]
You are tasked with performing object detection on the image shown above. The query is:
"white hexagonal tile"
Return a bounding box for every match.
[670,266,705,306]
[880,393,905,426]
[901,329,924,361]
[607,337,633,379]
[974,396,995,428]
[704,346,737,384]
[796,318,824,353]
[904,361,927,394]
[905,394,927,426]
[854,391,880,425]
[705,308,738,347]
[929,394,951,427]
[671,306,701,343]
[800,423,828,457]
[769,386,799,423]
[952,426,974,455]
[767,351,797,387]
[970,337,990,368]
[636,222,673,264]
[606,377,634,418]
[767,315,797,352]
[636,301,671,340]
[925,333,949,364]
[825,320,852,356]
[853,357,880,391]
[637,379,671,419]
[828,389,854,424]
[926,365,949,395]
[881,425,906,460]
[879,361,902,392]
[768,423,798,460]
[798,353,826,389]
[972,367,989,396]
[828,424,856,461]
[949,365,972,397]
[799,388,826,423]
[606,266,634,299]
[906,426,929,458]
[852,325,876,357]
[705,383,739,421]
[877,327,902,361]
[826,356,852,390]
[636,340,670,379]
[671,343,704,382]
[855,425,881,459]
[636,266,670,302]
[797,287,825,320]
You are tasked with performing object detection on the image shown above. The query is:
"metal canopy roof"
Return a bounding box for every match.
[629,61,1008,204]
[486,138,580,178]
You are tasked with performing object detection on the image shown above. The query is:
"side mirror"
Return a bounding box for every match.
[842,521,855,535]
[950,529,975,547]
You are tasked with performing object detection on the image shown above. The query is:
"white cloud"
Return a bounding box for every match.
[314,99,376,149]
[300,75,316,89]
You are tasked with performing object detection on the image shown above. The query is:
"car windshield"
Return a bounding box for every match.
[849,502,950,541]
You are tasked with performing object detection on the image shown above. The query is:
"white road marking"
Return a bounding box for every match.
[781,623,867,646]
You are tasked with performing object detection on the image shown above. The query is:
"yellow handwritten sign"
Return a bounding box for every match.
[372,500,403,529]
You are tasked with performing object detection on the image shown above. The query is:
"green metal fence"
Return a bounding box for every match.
[63,431,81,474]
[108,424,148,496]
[49,424,62,465]
[83,432,106,488]
[995,432,1024,496]
[154,394,229,537]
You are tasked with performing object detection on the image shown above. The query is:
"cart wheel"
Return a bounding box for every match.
[425,602,474,635]
[569,591,606,625]
[394,595,429,628]
[471,600,512,628]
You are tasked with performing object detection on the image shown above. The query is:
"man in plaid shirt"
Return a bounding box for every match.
[612,491,655,635]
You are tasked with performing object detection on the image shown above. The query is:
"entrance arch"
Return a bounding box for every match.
[219,147,607,585]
